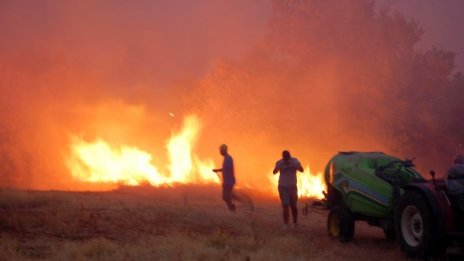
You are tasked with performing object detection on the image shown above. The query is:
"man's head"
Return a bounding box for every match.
[454,154,464,165]
[282,150,291,161]
[220,144,228,156]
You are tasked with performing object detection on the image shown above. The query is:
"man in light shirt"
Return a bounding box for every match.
[273,150,303,229]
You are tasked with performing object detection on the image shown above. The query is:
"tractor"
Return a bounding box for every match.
[324,151,464,257]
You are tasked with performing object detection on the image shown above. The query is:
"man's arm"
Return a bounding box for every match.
[212,168,222,173]
[296,160,304,172]
[273,161,281,174]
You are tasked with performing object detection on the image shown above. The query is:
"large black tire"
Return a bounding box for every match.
[396,190,441,258]
[327,205,355,242]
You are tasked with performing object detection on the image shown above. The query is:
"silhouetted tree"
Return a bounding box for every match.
[196,0,463,173]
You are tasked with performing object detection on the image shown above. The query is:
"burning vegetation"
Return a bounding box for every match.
[66,115,218,187]
[0,0,463,197]
[65,113,326,199]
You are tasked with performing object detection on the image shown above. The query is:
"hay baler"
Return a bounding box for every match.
[324,152,464,257]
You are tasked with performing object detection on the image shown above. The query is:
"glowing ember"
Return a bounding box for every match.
[270,166,326,199]
[67,115,219,186]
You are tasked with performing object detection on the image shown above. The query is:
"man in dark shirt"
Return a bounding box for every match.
[447,154,464,193]
[273,150,304,229]
[213,144,236,212]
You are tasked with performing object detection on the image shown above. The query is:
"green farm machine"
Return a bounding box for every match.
[324,152,464,257]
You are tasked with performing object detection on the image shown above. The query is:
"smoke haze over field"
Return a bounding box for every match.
[376,0,464,72]
[1,0,463,190]
[0,0,269,189]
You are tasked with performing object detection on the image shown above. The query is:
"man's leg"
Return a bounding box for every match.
[278,186,290,226]
[223,185,236,212]
[291,204,298,224]
[283,205,290,224]
[290,186,298,225]
[232,190,254,211]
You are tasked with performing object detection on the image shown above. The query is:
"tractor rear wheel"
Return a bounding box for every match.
[396,190,437,257]
[327,205,354,242]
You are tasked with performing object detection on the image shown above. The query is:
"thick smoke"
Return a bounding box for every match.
[191,0,464,184]
[0,0,269,189]
[0,0,463,190]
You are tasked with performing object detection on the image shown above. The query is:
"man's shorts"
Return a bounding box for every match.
[278,185,298,207]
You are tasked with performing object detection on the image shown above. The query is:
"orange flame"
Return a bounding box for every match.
[67,113,325,198]
[270,166,326,199]
[67,115,219,187]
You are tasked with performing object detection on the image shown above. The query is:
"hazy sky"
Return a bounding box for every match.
[377,0,464,72]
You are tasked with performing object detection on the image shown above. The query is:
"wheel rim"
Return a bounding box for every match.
[329,213,340,237]
[401,205,423,247]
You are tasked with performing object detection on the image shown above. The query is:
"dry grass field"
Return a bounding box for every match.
[0,186,408,261]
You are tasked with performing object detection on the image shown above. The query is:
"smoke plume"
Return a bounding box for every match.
[1,0,463,190]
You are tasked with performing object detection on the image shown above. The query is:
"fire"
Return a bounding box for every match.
[67,115,219,187]
[270,166,326,199]
[297,167,326,199]
[67,112,325,198]
[67,139,164,186]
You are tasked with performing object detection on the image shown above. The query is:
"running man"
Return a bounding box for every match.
[273,150,304,229]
